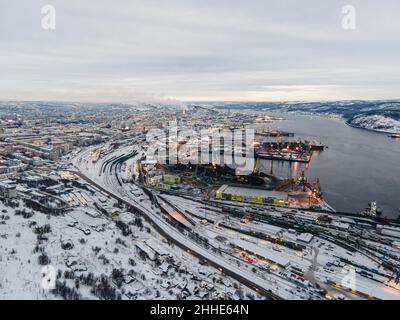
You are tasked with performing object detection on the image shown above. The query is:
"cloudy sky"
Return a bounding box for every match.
[0,0,399,102]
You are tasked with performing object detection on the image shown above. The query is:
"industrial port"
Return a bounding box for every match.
[1,0,400,306]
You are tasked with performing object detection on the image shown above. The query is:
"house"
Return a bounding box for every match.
[0,180,17,198]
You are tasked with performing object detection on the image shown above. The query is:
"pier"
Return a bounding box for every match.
[254,140,324,163]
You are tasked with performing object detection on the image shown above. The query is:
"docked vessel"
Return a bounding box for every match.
[389,133,400,139]
[255,129,295,137]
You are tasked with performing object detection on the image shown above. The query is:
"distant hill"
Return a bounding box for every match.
[207,100,400,133]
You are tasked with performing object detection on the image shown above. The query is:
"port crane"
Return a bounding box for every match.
[275,230,284,243]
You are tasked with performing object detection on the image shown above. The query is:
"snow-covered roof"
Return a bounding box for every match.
[296,233,313,243]
[217,184,288,200]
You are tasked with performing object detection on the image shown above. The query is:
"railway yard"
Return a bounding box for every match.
[68,135,400,300]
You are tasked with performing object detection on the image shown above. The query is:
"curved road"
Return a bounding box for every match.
[70,146,291,299]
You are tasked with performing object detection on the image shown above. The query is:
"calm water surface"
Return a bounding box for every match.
[252,113,400,218]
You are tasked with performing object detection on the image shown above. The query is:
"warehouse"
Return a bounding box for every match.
[215,184,289,206]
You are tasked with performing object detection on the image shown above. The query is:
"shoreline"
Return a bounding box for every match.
[345,121,398,135]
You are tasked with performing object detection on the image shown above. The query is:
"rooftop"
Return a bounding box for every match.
[217,184,288,200]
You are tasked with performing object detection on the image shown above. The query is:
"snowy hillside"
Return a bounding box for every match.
[0,194,257,300]
[349,114,400,133]
[208,100,400,133]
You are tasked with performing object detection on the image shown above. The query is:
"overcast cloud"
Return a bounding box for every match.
[0,0,399,102]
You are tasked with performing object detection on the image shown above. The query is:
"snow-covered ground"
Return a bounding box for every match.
[349,115,400,133]
[13,137,395,301]
[0,185,258,300]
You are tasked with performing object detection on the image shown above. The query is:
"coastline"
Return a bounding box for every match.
[345,121,399,135]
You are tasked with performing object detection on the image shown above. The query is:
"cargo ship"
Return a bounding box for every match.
[256,151,311,163]
[255,129,295,137]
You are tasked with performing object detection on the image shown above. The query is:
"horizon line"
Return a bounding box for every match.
[1,97,400,105]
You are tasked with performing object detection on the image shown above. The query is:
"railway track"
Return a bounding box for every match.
[69,151,286,299]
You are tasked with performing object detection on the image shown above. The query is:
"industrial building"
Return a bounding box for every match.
[147,174,182,193]
[215,184,289,206]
